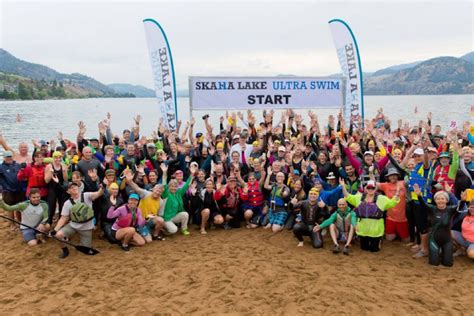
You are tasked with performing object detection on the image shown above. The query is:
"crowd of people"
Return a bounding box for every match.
[0,108,473,266]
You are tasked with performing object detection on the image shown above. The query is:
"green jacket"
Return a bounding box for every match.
[319,207,357,230]
[162,176,192,221]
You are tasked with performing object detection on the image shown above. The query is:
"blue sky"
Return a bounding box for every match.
[1,0,472,89]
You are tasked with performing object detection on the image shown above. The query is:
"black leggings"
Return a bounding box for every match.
[360,236,382,252]
[406,201,418,243]
[413,201,428,235]
[47,187,68,225]
[293,223,323,248]
[429,230,453,267]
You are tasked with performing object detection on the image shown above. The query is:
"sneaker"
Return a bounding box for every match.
[343,246,350,255]
[332,244,341,254]
[181,229,190,236]
[121,244,130,252]
[412,250,427,259]
[453,249,465,257]
[223,223,232,230]
[59,247,70,259]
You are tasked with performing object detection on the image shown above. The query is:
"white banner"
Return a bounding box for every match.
[189,77,344,110]
[328,19,364,128]
[143,18,178,131]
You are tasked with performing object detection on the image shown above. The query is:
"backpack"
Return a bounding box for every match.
[355,193,384,219]
[69,193,95,223]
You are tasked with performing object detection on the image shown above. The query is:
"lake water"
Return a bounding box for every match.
[0,95,473,151]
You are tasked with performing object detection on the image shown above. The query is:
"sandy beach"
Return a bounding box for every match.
[0,218,473,315]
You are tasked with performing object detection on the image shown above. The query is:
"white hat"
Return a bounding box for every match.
[413,148,424,156]
[363,150,374,156]
[278,146,286,152]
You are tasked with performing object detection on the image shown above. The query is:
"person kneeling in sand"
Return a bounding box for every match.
[263,168,291,233]
[125,169,166,241]
[314,198,356,255]
[0,188,49,246]
[107,193,147,251]
[52,183,104,258]
[161,163,197,234]
[195,178,224,234]
[290,188,328,248]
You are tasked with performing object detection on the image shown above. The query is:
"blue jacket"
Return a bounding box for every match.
[0,161,21,193]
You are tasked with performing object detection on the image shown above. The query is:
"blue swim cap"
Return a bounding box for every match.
[129,193,140,200]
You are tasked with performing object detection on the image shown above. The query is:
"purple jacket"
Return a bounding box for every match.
[107,204,145,231]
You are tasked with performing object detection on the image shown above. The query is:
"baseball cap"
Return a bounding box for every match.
[146,143,156,148]
[3,151,13,158]
[216,142,224,149]
[364,150,374,156]
[366,180,376,189]
[233,135,240,140]
[129,193,140,200]
[278,146,286,152]
[67,182,79,190]
[39,140,49,146]
[413,148,424,156]
[439,152,450,159]
[326,172,336,180]
[105,169,116,176]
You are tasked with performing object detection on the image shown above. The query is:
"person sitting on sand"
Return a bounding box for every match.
[52,182,104,258]
[451,197,474,260]
[239,171,267,228]
[124,168,166,240]
[195,178,224,234]
[263,167,290,232]
[161,163,198,234]
[290,188,328,248]
[214,175,241,229]
[0,188,49,246]
[107,193,146,251]
[314,198,356,255]
[341,179,401,252]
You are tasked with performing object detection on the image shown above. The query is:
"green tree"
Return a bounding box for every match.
[18,82,32,99]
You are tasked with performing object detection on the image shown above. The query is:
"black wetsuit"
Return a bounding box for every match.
[292,200,328,248]
[419,197,459,267]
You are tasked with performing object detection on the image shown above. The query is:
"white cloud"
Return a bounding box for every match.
[1,0,472,89]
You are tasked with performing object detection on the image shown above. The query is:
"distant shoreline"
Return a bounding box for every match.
[2,93,474,102]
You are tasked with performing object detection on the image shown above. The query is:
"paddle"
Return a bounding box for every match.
[0,214,100,255]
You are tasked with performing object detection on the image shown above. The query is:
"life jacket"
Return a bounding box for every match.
[334,208,353,233]
[433,164,454,191]
[69,193,95,223]
[270,185,288,210]
[246,182,264,206]
[29,165,46,189]
[355,193,384,219]
[116,206,137,229]
[223,188,239,209]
